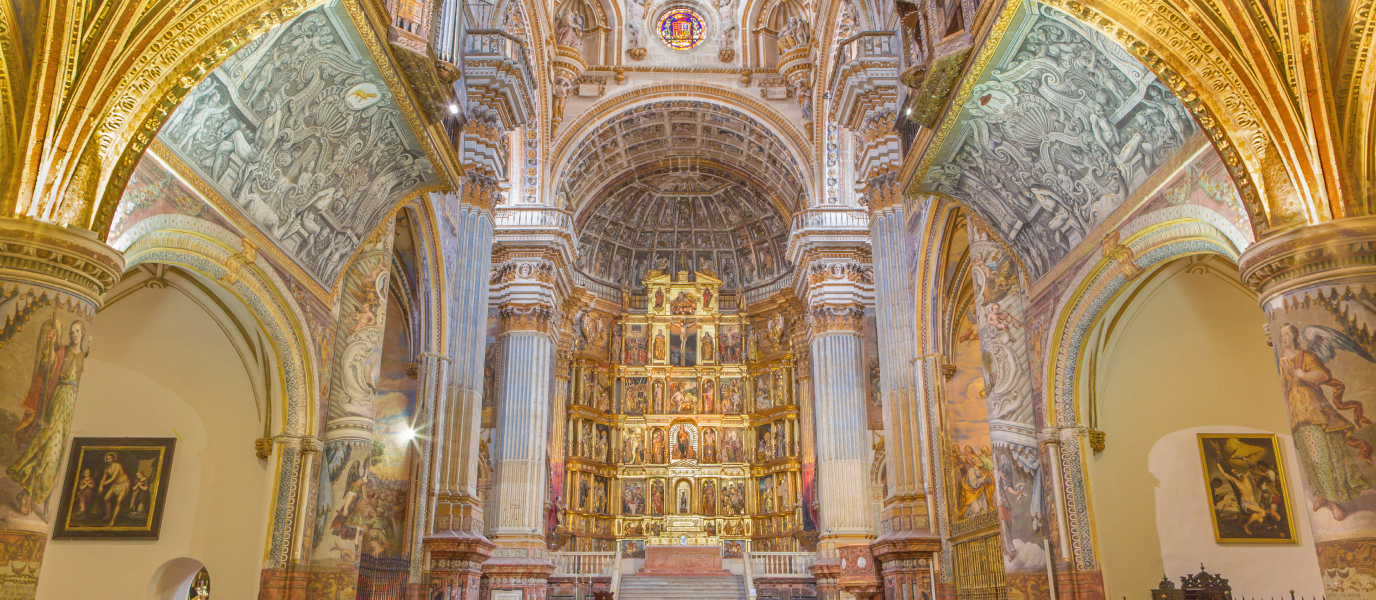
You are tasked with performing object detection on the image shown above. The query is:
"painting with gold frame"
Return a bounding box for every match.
[53,437,177,540]
[1196,434,1297,543]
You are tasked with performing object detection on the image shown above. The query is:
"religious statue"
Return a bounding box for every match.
[702,288,714,308]
[701,332,715,362]
[703,480,717,515]
[626,0,648,60]
[652,331,666,361]
[652,428,667,463]
[678,484,690,514]
[702,379,715,413]
[776,16,811,54]
[715,0,738,62]
[555,7,584,47]
[654,287,665,310]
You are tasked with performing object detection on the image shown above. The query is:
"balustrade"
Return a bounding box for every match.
[748,551,818,577]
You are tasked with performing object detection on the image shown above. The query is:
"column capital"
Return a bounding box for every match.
[807,305,867,335]
[1240,215,1376,300]
[497,302,557,336]
[0,217,125,305]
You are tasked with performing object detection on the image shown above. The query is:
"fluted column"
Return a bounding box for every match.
[965,224,1050,594]
[424,198,496,599]
[809,306,877,550]
[309,221,397,592]
[1240,216,1376,596]
[0,218,123,599]
[868,203,941,598]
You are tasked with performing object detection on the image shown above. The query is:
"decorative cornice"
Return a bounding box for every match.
[1239,216,1376,300]
[0,217,125,305]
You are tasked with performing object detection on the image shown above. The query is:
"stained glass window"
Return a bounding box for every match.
[658,8,706,50]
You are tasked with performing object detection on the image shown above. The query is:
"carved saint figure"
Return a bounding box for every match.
[653,331,667,361]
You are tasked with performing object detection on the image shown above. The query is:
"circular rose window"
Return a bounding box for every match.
[658,8,706,50]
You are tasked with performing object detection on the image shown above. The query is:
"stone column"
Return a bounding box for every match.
[868,202,942,597]
[308,223,396,591]
[0,218,123,599]
[1240,216,1376,598]
[809,305,877,550]
[965,225,1050,595]
[425,198,496,599]
[481,233,572,596]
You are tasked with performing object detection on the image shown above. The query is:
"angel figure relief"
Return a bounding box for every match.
[1277,322,1376,521]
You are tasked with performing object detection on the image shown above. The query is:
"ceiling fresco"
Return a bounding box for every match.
[559,100,808,216]
[575,166,790,291]
[915,2,1198,280]
[156,1,441,287]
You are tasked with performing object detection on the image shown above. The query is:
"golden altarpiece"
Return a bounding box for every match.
[561,270,804,554]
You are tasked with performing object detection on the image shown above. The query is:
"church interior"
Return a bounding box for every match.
[0,0,1374,598]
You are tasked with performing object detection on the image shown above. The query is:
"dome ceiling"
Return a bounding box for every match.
[575,164,790,291]
[559,100,808,217]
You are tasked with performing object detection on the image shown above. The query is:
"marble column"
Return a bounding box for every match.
[425,198,495,599]
[1240,216,1376,598]
[868,203,941,597]
[965,225,1050,596]
[308,221,396,593]
[0,217,123,599]
[482,300,558,594]
[809,305,877,550]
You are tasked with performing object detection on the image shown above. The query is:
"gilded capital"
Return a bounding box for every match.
[1239,216,1376,301]
[0,217,125,305]
[499,302,557,335]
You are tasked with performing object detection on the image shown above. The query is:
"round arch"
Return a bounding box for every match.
[112,215,322,567]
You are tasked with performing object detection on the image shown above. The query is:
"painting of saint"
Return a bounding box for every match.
[702,379,715,413]
[651,428,667,463]
[718,325,741,363]
[757,424,775,460]
[723,428,743,463]
[669,379,699,414]
[759,476,775,513]
[9,315,88,521]
[652,379,665,413]
[624,325,648,365]
[622,428,643,465]
[702,479,717,515]
[722,480,746,516]
[622,480,645,515]
[53,438,176,539]
[651,479,665,515]
[774,370,789,405]
[677,480,692,514]
[623,377,648,416]
[953,445,995,519]
[755,373,772,410]
[703,428,719,463]
[1198,435,1298,542]
[721,378,743,414]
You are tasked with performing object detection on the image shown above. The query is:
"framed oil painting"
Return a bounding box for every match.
[1197,434,1297,543]
[53,437,176,540]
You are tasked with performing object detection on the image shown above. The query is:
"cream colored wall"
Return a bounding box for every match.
[37,277,274,599]
[1088,256,1323,599]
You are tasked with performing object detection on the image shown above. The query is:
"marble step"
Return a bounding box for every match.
[617,575,747,599]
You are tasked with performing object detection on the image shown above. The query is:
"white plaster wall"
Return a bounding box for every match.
[1090,258,1324,599]
[37,284,273,599]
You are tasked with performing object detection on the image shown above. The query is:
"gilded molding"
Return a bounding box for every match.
[1239,216,1376,300]
[0,217,125,304]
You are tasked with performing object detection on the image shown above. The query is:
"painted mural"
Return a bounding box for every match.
[1264,284,1376,598]
[968,228,1049,575]
[946,308,995,524]
[156,1,440,287]
[918,2,1198,281]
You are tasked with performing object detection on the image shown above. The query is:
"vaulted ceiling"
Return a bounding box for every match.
[914,2,1199,281]
[565,100,803,292]
[151,1,442,288]
[575,164,790,291]
[559,100,808,218]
